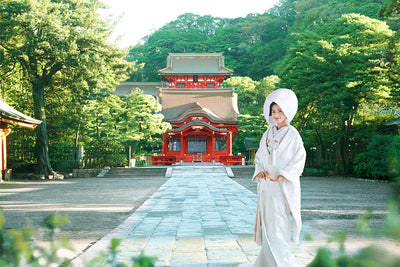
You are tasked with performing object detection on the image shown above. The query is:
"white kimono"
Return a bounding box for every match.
[252,125,306,266]
[247,89,306,267]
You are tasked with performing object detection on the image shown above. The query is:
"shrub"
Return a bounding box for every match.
[353,134,395,179]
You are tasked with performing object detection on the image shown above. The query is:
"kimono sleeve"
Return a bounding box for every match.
[278,130,306,183]
[252,131,268,182]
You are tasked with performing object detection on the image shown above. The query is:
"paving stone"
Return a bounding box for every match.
[75,166,316,267]
[169,252,207,265]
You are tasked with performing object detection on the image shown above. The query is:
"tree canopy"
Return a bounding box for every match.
[1,0,399,178]
[126,0,387,82]
[0,0,134,176]
[279,13,394,174]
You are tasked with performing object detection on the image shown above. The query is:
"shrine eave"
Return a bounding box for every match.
[0,99,42,129]
[161,100,239,123]
[167,104,238,124]
[158,53,233,75]
[167,119,229,133]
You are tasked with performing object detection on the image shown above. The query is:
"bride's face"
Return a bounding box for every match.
[271,104,287,125]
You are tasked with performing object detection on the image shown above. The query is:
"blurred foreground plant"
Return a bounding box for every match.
[307,135,400,266]
[307,206,400,267]
[0,210,157,266]
[0,210,73,266]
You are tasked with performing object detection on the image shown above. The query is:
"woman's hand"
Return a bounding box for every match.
[273,175,285,182]
[256,171,270,180]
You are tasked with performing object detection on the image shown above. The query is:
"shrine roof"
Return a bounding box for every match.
[158,53,233,75]
[159,88,239,123]
[167,119,229,133]
[0,99,42,129]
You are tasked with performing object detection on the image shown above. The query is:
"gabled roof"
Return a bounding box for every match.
[159,88,239,123]
[158,53,233,75]
[168,119,228,133]
[166,102,223,124]
[0,99,42,129]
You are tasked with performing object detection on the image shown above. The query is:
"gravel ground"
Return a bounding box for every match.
[231,168,393,237]
[0,167,169,258]
[0,166,398,260]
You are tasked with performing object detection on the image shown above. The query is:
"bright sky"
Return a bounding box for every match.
[100,0,281,48]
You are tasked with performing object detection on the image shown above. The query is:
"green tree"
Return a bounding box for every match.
[233,114,267,157]
[379,0,400,103]
[127,13,235,82]
[81,90,170,166]
[0,0,133,177]
[280,14,393,174]
[223,75,279,115]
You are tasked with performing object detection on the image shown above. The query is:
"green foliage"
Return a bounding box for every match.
[379,0,400,30]
[280,13,394,174]
[78,90,170,167]
[84,138,126,168]
[0,0,397,172]
[131,251,157,267]
[356,207,374,237]
[353,134,395,179]
[0,210,157,267]
[223,75,279,115]
[0,211,74,266]
[307,207,400,267]
[307,248,336,267]
[233,114,267,156]
[0,0,135,175]
[368,134,395,179]
[126,0,385,81]
[353,152,371,178]
[388,134,400,178]
[307,245,400,267]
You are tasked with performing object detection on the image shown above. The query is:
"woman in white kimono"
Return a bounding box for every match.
[242,88,306,267]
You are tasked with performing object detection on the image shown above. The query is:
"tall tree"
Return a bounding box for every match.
[379,0,400,103]
[279,14,393,174]
[0,0,133,177]
[223,75,279,115]
[81,91,170,165]
[127,13,235,82]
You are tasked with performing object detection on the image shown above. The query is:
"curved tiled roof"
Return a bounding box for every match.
[167,119,228,133]
[159,88,239,122]
[0,99,42,128]
[167,102,223,123]
[159,53,233,75]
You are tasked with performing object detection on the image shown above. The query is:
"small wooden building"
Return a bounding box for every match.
[0,99,41,181]
[152,53,244,165]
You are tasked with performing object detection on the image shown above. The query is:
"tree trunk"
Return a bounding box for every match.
[334,135,345,175]
[32,80,54,177]
[315,129,326,169]
[74,123,80,159]
[344,117,353,173]
[334,118,353,175]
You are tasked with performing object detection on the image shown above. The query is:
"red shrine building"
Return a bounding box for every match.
[152,53,244,165]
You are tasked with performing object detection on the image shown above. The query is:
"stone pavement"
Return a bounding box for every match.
[74,166,315,266]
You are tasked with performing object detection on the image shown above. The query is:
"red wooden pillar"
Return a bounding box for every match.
[162,133,167,154]
[179,132,184,161]
[228,131,233,156]
[211,132,215,161]
[0,126,11,177]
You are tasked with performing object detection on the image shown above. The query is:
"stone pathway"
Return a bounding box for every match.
[74,166,315,266]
